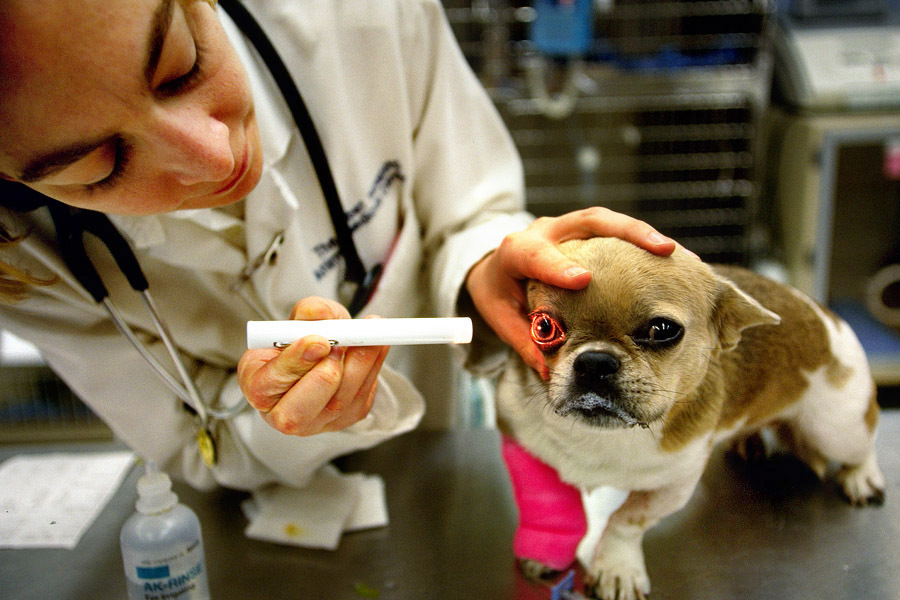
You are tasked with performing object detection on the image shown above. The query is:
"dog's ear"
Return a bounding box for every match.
[712,278,781,351]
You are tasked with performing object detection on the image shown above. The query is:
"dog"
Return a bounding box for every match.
[496,237,885,600]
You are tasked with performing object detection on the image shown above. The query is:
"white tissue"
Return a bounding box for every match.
[343,473,389,532]
[242,466,388,550]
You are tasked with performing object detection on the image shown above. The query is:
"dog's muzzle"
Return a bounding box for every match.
[573,351,620,386]
[555,351,646,428]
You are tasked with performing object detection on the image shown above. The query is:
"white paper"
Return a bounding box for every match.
[343,474,389,532]
[243,466,388,549]
[0,451,135,549]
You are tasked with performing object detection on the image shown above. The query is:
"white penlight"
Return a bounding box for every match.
[246,317,473,349]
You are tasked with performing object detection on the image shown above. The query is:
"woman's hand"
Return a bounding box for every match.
[236,297,389,436]
[465,207,678,376]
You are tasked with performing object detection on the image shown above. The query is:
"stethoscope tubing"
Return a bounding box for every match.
[102,290,248,423]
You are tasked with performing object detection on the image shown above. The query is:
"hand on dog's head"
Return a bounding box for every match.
[525,238,779,429]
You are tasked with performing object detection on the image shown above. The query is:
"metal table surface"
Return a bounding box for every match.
[2,410,899,600]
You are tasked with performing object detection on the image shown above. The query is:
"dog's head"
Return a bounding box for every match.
[527,238,779,429]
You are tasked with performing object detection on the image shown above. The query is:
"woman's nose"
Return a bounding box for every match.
[151,106,235,186]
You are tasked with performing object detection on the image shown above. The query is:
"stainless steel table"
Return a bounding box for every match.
[2,411,899,600]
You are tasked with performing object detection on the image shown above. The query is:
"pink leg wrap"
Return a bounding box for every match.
[501,435,587,570]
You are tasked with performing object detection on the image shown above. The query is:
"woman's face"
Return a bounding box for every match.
[0,0,263,215]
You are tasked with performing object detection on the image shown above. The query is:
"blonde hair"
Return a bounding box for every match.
[0,222,57,303]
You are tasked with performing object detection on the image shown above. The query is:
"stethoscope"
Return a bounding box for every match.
[4,0,384,467]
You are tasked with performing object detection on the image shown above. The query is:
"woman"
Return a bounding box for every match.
[0,0,674,490]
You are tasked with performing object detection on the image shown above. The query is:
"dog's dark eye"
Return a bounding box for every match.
[529,310,566,353]
[633,318,683,349]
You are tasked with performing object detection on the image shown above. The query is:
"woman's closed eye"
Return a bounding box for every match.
[153,2,208,98]
[81,3,205,193]
[156,41,206,98]
[81,138,132,193]
[33,137,131,193]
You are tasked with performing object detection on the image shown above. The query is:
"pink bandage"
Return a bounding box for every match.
[501,435,587,570]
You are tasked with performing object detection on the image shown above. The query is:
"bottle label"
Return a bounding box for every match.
[122,538,210,600]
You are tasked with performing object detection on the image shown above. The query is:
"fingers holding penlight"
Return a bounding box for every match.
[237,296,349,432]
[290,295,352,321]
[237,297,389,436]
[319,343,389,432]
[255,339,387,436]
[312,314,389,433]
[237,335,334,414]
[260,346,347,436]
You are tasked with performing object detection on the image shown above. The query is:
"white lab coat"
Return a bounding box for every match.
[0,0,531,490]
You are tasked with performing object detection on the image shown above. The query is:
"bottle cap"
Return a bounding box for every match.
[135,462,178,515]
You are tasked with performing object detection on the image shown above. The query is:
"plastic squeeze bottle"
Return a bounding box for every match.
[120,462,211,600]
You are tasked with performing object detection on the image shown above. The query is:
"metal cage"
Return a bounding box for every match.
[0,364,111,443]
[446,0,775,264]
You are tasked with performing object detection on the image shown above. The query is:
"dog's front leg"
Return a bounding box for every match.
[587,476,700,600]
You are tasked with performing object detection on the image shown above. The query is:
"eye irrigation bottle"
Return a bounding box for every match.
[120,462,211,600]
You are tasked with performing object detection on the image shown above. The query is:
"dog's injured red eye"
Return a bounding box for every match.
[529,311,566,352]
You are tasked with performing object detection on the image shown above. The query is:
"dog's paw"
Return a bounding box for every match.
[587,556,651,600]
[517,558,562,581]
[837,454,886,507]
[729,430,769,464]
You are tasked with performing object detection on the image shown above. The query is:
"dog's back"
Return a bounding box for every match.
[709,264,881,498]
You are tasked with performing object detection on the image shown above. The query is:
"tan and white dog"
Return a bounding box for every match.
[496,237,885,600]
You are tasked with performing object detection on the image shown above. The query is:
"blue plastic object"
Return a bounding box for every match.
[550,569,577,600]
[531,0,594,57]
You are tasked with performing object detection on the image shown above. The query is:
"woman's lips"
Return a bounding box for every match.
[213,143,249,196]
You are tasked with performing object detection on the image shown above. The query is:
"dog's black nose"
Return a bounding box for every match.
[573,351,620,387]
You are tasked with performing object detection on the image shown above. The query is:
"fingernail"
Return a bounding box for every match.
[648,231,669,245]
[303,342,330,362]
[565,266,589,278]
